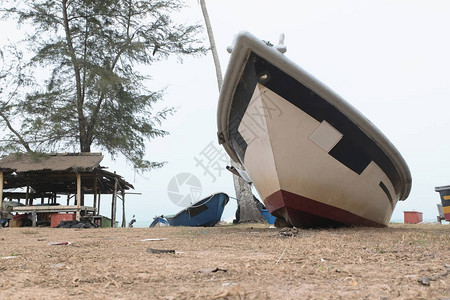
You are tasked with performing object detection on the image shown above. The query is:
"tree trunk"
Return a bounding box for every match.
[231,161,265,222]
[62,0,88,153]
[81,143,91,152]
[199,0,265,223]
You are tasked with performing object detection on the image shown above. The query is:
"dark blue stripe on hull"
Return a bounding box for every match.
[379,181,394,207]
[229,52,402,197]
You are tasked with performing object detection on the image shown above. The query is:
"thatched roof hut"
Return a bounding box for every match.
[0,153,134,227]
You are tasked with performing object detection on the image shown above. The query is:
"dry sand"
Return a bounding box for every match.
[0,223,449,299]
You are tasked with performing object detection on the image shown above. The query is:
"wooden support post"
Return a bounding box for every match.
[25,185,29,206]
[110,195,113,226]
[76,173,81,221]
[121,190,126,228]
[93,176,98,213]
[0,172,3,213]
[32,211,36,227]
[97,192,101,216]
[111,178,118,227]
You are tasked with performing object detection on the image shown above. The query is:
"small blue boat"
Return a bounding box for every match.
[149,216,170,227]
[260,209,276,224]
[164,193,229,227]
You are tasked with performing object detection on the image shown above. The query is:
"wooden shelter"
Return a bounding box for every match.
[0,152,134,227]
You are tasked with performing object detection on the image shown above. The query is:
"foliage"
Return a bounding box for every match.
[0,44,35,154]
[0,0,206,170]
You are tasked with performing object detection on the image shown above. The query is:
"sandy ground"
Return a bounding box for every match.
[0,223,449,299]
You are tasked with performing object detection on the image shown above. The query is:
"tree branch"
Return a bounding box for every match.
[0,111,32,152]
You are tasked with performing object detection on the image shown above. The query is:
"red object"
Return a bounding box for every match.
[49,242,71,245]
[404,211,423,224]
[265,189,385,227]
[12,214,29,220]
[51,213,75,228]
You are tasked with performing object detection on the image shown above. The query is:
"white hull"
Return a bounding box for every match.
[240,83,397,226]
[217,32,411,227]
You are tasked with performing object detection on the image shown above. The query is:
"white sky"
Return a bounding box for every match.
[1,0,450,224]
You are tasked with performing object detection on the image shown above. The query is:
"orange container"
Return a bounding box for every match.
[404,211,423,224]
[51,213,75,227]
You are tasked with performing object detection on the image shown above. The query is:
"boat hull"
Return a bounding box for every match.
[266,190,384,228]
[149,216,169,227]
[165,193,229,227]
[435,186,450,221]
[217,32,412,228]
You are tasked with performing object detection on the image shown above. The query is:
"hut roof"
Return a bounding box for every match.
[0,153,133,195]
[0,152,103,172]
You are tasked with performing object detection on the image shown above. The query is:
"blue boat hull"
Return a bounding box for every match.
[149,216,170,227]
[165,193,229,227]
[260,209,276,224]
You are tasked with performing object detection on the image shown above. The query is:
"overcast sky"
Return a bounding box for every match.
[1,1,450,224]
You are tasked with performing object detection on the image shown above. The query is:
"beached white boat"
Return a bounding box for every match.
[217,32,412,227]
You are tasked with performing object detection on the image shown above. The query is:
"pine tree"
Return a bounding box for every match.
[0,0,206,170]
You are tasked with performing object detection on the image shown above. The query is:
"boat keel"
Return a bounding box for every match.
[265,189,386,228]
